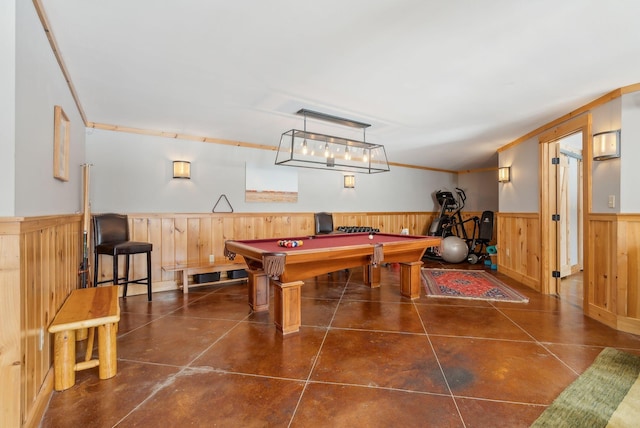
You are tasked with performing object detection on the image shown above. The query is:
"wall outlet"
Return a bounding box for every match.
[209,254,215,263]
[608,195,615,208]
[505,248,510,257]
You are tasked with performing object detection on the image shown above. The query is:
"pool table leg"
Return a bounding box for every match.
[248,270,270,312]
[400,261,424,299]
[363,264,381,288]
[272,280,304,335]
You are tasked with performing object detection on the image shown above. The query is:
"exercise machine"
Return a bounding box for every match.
[425,188,494,264]
[466,210,494,264]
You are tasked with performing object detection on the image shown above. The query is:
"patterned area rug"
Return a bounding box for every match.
[422,268,529,303]
[532,347,640,427]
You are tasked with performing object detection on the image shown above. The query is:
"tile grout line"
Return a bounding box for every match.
[287,271,353,428]
[491,303,583,376]
[112,288,252,427]
[116,289,217,339]
[412,299,468,428]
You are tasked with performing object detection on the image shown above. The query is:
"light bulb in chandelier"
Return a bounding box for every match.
[324,143,330,158]
[302,140,308,155]
[362,149,368,163]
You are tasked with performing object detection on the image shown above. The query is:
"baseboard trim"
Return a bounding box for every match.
[24,368,53,428]
[496,265,540,291]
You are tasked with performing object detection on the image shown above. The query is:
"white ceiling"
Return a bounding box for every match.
[39,0,640,171]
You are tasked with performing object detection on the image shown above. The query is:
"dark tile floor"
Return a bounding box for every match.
[40,263,640,427]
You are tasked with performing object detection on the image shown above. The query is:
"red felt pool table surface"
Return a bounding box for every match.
[232,232,427,252]
[224,233,441,335]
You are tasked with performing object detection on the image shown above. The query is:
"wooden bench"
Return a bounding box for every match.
[162,261,248,294]
[48,286,120,391]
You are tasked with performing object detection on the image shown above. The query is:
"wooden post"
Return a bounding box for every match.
[98,323,117,379]
[53,330,76,391]
[273,280,303,335]
[400,261,424,299]
[248,269,270,312]
[363,264,381,288]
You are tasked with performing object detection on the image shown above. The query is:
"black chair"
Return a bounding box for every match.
[314,212,335,235]
[93,213,153,301]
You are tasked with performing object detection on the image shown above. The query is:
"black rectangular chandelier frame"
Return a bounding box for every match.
[275,109,390,174]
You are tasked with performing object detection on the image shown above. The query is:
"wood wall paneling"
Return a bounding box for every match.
[100,212,437,291]
[496,213,541,290]
[624,220,640,317]
[588,216,615,312]
[0,223,21,428]
[0,215,82,427]
[617,216,640,319]
[583,214,640,334]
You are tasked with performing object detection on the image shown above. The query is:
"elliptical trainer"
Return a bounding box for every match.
[425,188,494,264]
[425,188,470,262]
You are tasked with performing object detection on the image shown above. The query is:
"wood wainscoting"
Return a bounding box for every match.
[95,212,438,294]
[586,213,640,335]
[495,211,640,336]
[495,212,541,290]
[93,211,498,295]
[0,215,83,428]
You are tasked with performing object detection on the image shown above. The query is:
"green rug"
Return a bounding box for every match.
[532,347,640,427]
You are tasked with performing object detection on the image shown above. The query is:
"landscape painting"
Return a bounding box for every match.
[245,163,298,203]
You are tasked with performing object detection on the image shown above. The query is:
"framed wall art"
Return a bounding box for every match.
[53,105,70,181]
[245,163,298,203]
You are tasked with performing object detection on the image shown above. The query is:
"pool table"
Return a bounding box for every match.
[224,233,440,334]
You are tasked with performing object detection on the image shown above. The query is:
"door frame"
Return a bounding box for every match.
[538,113,592,301]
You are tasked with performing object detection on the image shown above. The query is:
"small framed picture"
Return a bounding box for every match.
[53,105,70,181]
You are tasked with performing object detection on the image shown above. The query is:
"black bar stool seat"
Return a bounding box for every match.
[93,213,153,301]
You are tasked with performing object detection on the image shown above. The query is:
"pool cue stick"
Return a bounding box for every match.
[79,163,91,288]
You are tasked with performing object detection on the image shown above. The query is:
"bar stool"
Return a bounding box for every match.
[93,213,153,301]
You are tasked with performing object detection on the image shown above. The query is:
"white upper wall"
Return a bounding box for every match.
[13,0,85,216]
[458,170,499,213]
[621,92,640,213]
[498,136,539,213]
[591,98,621,213]
[86,129,458,218]
[0,0,16,216]
[498,95,636,215]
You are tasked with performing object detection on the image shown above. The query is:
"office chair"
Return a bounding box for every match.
[314,212,335,235]
[93,213,153,301]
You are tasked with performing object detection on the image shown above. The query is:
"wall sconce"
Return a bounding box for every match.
[593,130,621,160]
[498,166,511,183]
[344,175,355,188]
[173,161,191,179]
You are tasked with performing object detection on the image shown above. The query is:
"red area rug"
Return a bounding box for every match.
[422,268,529,303]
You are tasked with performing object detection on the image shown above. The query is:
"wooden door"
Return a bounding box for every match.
[539,116,590,297]
[559,153,571,277]
[539,140,561,295]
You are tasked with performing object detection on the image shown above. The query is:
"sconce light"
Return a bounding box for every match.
[593,130,620,160]
[173,161,191,179]
[344,175,355,188]
[498,166,511,183]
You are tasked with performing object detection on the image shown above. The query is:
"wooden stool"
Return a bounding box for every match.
[48,286,120,391]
